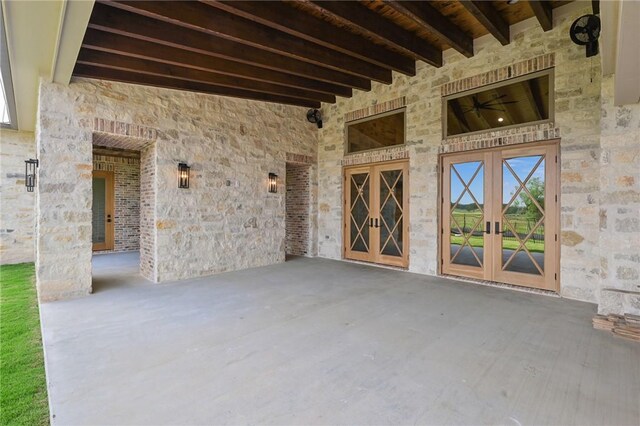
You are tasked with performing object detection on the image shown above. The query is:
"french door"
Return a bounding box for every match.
[441,142,559,291]
[92,170,115,251]
[344,160,409,268]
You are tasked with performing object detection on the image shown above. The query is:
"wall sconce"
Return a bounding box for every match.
[178,163,190,189]
[25,159,39,192]
[268,173,278,193]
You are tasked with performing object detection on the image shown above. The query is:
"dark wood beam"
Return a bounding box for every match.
[384,1,474,57]
[303,1,442,67]
[592,0,600,15]
[82,30,351,98]
[106,1,392,84]
[529,0,553,32]
[73,64,321,108]
[76,49,336,104]
[204,1,415,76]
[459,1,510,46]
[448,99,471,134]
[89,3,371,91]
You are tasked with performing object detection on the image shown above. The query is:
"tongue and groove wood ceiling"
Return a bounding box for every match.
[74,1,571,108]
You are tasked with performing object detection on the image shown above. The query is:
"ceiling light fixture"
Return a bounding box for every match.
[498,117,504,122]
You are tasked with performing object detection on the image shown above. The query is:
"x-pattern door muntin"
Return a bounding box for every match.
[379,170,404,257]
[501,155,546,275]
[449,162,485,267]
[349,173,370,252]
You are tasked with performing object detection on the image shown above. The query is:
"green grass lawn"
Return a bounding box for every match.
[0,263,50,426]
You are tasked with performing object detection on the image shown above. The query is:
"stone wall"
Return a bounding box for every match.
[93,154,140,252]
[0,130,36,264]
[286,163,311,256]
[317,4,606,304]
[598,75,640,314]
[36,78,318,297]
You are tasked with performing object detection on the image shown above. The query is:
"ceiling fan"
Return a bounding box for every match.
[460,94,520,117]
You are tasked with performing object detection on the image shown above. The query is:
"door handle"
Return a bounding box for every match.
[374,218,379,228]
[485,221,491,234]
[495,221,501,234]
[369,218,373,228]
[107,214,112,223]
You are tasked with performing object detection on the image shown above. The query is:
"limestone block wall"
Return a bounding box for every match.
[0,130,36,264]
[93,154,140,252]
[286,163,311,256]
[598,75,640,314]
[37,78,318,296]
[317,4,605,303]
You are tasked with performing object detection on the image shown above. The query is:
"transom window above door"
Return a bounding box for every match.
[444,70,553,137]
[346,110,405,154]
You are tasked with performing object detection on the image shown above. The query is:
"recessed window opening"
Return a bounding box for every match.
[0,6,17,129]
[444,70,553,138]
[346,110,405,154]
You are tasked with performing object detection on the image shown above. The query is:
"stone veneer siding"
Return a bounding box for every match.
[93,154,140,252]
[36,78,318,299]
[286,163,311,256]
[0,130,36,264]
[317,4,639,314]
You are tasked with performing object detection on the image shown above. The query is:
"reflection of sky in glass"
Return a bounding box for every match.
[451,162,484,205]
[0,71,9,124]
[503,156,544,203]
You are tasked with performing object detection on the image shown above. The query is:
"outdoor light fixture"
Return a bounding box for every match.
[268,173,278,193]
[24,159,38,192]
[178,163,190,189]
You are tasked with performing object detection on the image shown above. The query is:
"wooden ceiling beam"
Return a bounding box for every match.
[203,0,416,76]
[73,64,322,108]
[76,49,336,104]
[88,3,371,91]
[459,1,510,46]
[106,1,392,84]
[303,1,442,67]
[82,29,351,98]
[529,0,553,32]
[384,1,474,58]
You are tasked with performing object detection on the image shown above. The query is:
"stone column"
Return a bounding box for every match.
[36,81,92,301]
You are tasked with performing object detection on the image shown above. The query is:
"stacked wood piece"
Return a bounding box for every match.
[593,314,640,342]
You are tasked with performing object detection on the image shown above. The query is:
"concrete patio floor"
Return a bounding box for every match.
[40,253,640,425]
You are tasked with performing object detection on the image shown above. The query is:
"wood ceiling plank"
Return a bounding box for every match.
[82,30,351,98]
[383,1,474,57]
[204,0,416,76]
[459,1,510,46]
[106,1,392,84]
[76,49,336,104]
[73,64,322,108]
[88,2,371,91]
[529,0,553,31]
[303,1,442,67]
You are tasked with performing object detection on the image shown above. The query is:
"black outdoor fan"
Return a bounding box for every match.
[570,14,601,58]
[461,94,519,117]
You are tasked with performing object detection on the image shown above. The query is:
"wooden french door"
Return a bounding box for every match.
[92,170,115,251]
[441,141,559,291]
[344,160,409,268]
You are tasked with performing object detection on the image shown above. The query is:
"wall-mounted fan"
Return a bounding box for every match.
[461,94,519,117]
[570,14,601,58]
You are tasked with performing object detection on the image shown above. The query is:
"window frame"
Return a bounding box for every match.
[0,5,18,130]
[442,69,555,139]
[344,108,407,155]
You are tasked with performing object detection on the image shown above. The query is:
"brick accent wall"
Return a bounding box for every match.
[286,163,311,256]
[139,143,156,282]
[93,154,140,252]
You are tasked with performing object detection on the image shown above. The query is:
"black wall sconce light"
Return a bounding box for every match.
[268,173,278,193]
[25,159,39,192]
[178,163,190,189]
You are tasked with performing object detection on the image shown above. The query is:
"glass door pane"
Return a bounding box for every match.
[449,161,485,268]
[92,177,106,244]
[500,155,546,276]
[348,172,371,254]
[379,169,404,257]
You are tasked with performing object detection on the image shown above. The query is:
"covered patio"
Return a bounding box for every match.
[41,253,639,425]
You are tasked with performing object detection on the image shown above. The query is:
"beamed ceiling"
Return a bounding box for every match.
[74,1,574,108]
